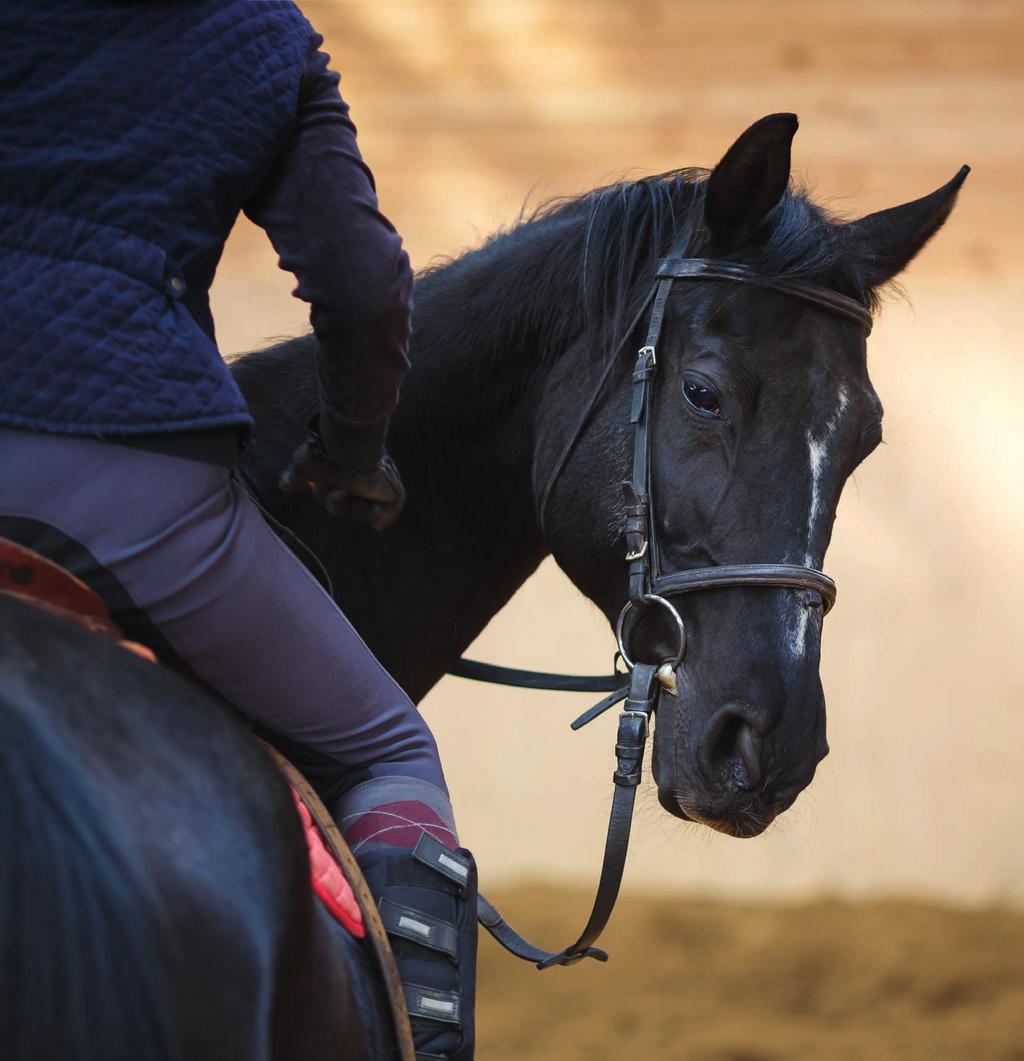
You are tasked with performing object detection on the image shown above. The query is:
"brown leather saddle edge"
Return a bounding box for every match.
[259,742,417,1061]
[0,536,122,637]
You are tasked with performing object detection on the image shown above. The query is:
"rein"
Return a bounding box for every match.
[455,254,869,969]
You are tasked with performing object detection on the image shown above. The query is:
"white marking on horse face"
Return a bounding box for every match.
[787,607,811,658]
[804,438,827,567]
[788,384,850,659]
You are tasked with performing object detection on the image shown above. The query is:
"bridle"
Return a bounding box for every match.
[542,252,863,647]
[455,246,872,969]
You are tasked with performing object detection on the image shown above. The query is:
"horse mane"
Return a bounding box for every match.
[233,165,881,501]
[411,167,880,374]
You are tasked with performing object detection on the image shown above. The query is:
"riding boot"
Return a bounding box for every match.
[335,778,477,1061]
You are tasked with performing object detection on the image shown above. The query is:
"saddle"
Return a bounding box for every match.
[0,536,362,935]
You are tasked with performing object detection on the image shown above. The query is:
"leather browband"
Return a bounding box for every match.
[655,257,874,335]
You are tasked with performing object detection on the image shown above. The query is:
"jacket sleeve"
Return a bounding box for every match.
[243,37,413,473]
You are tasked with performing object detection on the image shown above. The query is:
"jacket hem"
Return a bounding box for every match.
[0,410,254,436]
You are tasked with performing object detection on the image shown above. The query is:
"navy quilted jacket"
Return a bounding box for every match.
[0,0,412,459]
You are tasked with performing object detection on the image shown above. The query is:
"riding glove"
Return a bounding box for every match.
[280,430,406,531]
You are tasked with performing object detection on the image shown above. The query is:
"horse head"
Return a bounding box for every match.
[537,114,967,837]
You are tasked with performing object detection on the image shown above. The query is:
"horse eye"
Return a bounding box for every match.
[682,379,722,417]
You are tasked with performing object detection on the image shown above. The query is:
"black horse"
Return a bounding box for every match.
[235,113,966,833]
[0,592,400,1060]
[1,115,965,1058]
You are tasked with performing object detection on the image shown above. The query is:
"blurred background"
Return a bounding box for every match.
[212,1,1023,1057]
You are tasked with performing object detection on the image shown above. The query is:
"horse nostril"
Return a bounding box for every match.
[735,723,763,789]
[701,702,765,790]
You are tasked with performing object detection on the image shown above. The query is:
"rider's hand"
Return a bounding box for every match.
[279,433,406,531]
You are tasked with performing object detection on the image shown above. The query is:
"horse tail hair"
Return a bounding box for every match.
[0,687,179,1061]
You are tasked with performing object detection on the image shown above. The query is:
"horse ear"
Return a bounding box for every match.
[847,165,970,288]
[703,113,799,251]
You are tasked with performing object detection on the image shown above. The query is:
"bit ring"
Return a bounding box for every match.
[614,594,686,671]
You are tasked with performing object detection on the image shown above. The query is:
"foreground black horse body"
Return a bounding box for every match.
[0,594,397,1061]
[1,116,965,1057]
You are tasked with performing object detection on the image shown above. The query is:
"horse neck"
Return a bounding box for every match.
[302,218,586,701]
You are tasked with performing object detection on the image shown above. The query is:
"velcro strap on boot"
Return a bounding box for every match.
[404,984,461,1027]
[383,858,461,894]
[413,832,471,891]
[380,898,459,960]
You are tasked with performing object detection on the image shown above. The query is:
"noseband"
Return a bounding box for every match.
[456,251,872,970]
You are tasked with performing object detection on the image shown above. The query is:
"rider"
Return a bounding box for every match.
[0,1,475,1057]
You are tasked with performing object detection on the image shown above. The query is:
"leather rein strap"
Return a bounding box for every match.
[477,662,660,969]
[461,254,871,970]
[447,657,622,693]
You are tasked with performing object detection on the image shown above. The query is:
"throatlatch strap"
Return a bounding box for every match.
[448,658,621,692]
